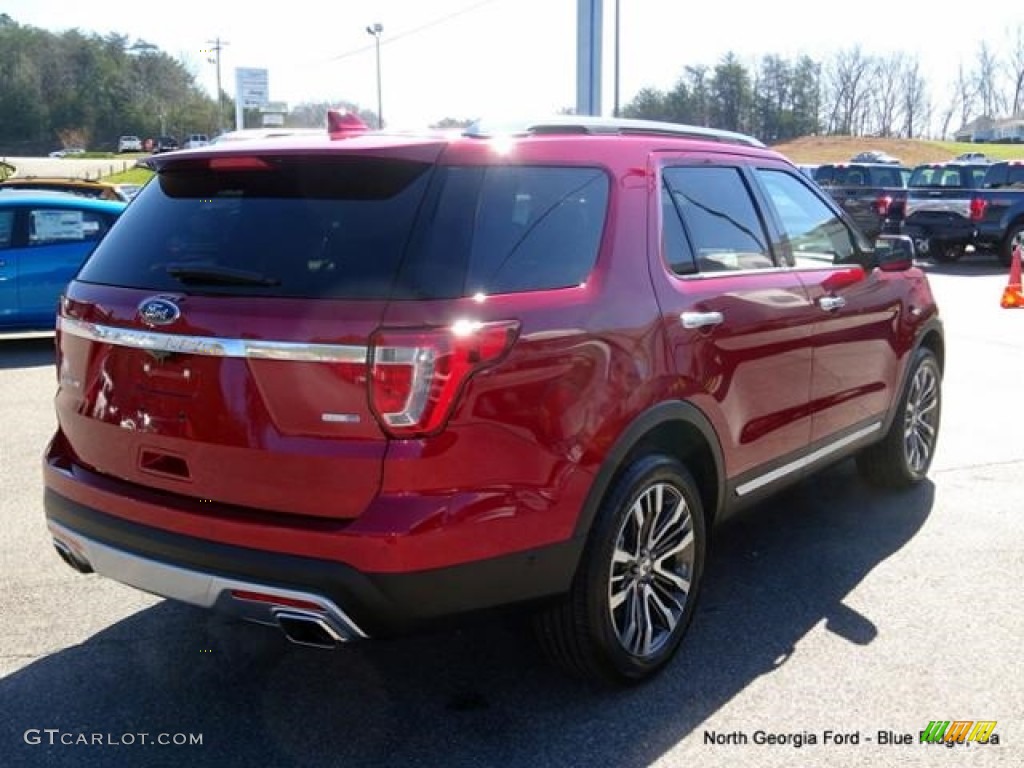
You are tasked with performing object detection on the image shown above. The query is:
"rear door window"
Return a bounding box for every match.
[662,166,774,272]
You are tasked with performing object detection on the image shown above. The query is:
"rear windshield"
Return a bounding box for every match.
[909,166,986,188]
[813,165,902,187]
[76,156,608,300]
[984,163,1024,188]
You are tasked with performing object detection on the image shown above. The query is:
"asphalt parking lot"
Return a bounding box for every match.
[1,260,1021,768]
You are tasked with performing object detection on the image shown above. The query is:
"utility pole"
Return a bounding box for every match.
[366,23,384,129]
[205,37,229,136]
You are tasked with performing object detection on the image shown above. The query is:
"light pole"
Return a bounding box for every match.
[366,23,383,129]
[205,37,228,136]
[613,0,620,117]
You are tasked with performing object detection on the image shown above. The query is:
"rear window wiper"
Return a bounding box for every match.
[165,264,281,286]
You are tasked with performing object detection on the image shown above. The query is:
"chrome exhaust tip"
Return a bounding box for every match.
[274,610,345,649]
[53,537,93,574]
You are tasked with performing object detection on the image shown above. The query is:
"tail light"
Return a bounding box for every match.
[969,197,988,221]
[874,195,893,216]
[369,319,520,437]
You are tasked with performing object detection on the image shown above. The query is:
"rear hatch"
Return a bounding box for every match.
[55,143,610,521]
[56,147,443,519]
[904,164,987,221]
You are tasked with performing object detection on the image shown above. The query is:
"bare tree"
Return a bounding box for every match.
[1008,24,1024,115]
[872,52,905,136]
[974,41,1004,117]
[824,47,874,135]
[901,56,930,138]
[950,63,978,135]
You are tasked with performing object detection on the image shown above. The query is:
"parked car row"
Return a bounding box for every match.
[813,158,1024,265]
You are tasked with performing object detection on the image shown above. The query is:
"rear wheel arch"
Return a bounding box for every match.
[574,401,725,547]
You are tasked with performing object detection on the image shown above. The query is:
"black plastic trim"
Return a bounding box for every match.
[44,489,578,636]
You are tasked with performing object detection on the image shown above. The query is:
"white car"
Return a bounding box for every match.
[117,136,143,153]
[182,134,210,149]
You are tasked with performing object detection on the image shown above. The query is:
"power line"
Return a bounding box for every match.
[324,0,506,63]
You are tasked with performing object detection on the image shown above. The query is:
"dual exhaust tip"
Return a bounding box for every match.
[52,536,355,650]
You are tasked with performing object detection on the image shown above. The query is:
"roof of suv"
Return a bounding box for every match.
[147,116,773,171]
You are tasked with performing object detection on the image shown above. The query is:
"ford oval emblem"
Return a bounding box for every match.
[138,297,181,327]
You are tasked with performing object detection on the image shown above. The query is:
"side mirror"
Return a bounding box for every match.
[873,234,915,271]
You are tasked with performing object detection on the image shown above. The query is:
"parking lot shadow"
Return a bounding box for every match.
[0,335,56,370]
[917,258,1006,277]
[2,461,933,768]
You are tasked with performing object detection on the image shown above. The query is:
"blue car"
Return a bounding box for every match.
[0,191,126,331]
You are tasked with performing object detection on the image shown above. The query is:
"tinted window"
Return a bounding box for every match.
[660,180,696,275]
[989,163,1024,188]
[756,170,855,267]
[869,167,902,187]
[77,157,608,300]
[815,165,892,186]
[398,166,608,298]
[0,210,13,248]
[909,166,973,188]
[663,166,773,272]
[78,156,433,299]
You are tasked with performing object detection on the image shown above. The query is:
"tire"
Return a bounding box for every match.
[856,348,942,488]
[533,454,706,685]
[999,223,1024,267]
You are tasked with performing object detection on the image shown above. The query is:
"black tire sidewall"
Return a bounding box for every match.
[581,455,707,682]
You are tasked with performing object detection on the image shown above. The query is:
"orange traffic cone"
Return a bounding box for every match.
[1001,245,1024,308]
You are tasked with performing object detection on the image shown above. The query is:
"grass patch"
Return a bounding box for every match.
[104,166,154,184]
[930,141,1024,160]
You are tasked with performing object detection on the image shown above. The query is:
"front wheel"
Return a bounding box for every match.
[857,348,942,488]
[533,455,706,685]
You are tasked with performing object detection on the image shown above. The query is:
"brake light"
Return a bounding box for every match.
[369,320,520,437]
[874,195,893,216]
[208,156,271,170]
[969,197,988,221]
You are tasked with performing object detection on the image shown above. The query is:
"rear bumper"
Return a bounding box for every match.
[45,487,580,636]
[975,222,1008,249]
[901,218,975,247]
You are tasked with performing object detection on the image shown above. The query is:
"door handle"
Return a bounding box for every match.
[818,296,847,312]
[680,311,724,329]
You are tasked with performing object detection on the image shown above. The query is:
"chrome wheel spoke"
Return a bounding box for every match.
[653,562,691,594]
[654,528,693,565]
[645,585,681,635]
[609,480,696,659]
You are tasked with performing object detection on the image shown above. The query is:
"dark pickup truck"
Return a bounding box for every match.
[812,163,910,240]
[973,160,1024,266]
[900,162,989,262]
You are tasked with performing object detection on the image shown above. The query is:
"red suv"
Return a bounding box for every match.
[44,116,943,684]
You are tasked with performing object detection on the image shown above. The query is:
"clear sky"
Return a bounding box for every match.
[5,0,1024,129]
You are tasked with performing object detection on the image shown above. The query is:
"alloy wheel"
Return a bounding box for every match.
[903,362,940,473]
[608,482,696,658]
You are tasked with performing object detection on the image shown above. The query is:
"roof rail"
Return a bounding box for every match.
[463,116,765,148]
